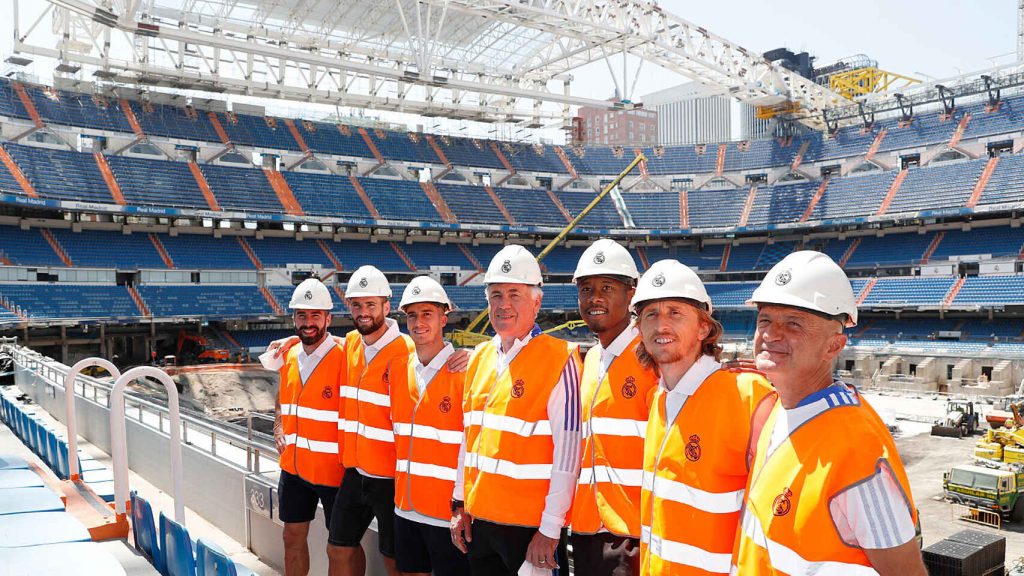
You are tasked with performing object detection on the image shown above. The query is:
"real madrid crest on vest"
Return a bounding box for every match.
[512,378,525,398]
[621,375,637,399]
[685,434,702,462]
[501,259,512,274]
[322,385,333,399]
[773,488,793,516]
[439,395,452,413]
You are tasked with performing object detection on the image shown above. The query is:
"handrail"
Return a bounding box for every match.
[111,367,185,523]
[0,343,278,481]
[64,358,121,480]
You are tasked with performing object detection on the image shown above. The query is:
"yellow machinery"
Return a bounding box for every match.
[828,67,920,101]
[542,319,587,338]
[976,405,1024,465]
[450,154,646,348]
[756,64,920,120]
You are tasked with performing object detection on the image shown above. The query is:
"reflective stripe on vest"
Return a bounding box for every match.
[392,358,465,522]
[278,344,345,487]
[339,330,413,477]
[572,334,657,537]
[463,334,577,528]
[640,367,772,576]
[733,390,916,576]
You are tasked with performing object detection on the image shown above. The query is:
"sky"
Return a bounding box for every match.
[0,0,1019,137]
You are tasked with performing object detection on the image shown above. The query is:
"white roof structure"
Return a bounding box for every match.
[16,0,846,128]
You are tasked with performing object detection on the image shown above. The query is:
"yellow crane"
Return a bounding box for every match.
[451,153,646,347]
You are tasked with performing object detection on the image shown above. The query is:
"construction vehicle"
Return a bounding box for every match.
[987,396,1024,429]
[931,400,979,438]
[176,331,230,364]
[944,463,1024,521]
[976,404,1024,464]
[451,155,645,348]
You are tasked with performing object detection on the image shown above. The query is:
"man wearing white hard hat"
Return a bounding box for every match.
[329,265,414,576]
[630,260,772,576]
[388,277,470,576]
[733,251,925,575]
[450,244,582,576]
[569,239,657,576]
[264,278,348,576]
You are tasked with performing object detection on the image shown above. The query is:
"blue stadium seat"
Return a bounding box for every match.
[131,491,164,574]
[160,511,197,576]
[196,538,257,576]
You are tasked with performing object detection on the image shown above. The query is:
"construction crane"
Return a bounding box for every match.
[450,154,645,347]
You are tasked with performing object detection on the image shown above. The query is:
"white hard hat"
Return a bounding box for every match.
[573,238,639,283]
[484,245,543,286]
[630,259,712,314]
[289,278,334,310]
[345,265,392,298]
[400,276,454,312]
[747,250,858,327]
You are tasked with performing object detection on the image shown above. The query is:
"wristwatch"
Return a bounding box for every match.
[450,499,465,513]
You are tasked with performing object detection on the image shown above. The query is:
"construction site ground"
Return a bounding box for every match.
[867,391,1024,568]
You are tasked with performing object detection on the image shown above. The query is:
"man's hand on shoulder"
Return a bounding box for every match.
[269,336,301,359]
[447,348,471,373]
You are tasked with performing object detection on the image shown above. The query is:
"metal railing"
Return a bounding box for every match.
[0,341,278,479]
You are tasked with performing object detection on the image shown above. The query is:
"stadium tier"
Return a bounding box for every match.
[1,78,1024,338]
[0,77,1022,236]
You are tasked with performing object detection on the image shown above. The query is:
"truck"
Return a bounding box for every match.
[943,463,1024,520]
[931,400,980,438]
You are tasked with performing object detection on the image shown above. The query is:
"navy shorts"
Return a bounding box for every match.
[276,470,338,527]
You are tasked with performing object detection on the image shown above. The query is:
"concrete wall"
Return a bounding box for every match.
[11,353,387,575]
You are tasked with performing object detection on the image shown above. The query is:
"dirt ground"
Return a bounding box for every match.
[124,366,278,425]
[880,395,1024,570]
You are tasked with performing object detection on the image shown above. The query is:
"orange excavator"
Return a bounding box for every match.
[174,331,230,364]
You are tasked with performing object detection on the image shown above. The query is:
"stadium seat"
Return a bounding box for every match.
[0,511,91,547]
[3,541,127,575]
[131,491,163,574]
[160,511,197,576]
[196,538,258,576]
[0,487,65,516]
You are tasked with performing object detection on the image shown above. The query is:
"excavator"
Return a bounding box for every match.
[173,331,230,365]
[986,396,1024,429]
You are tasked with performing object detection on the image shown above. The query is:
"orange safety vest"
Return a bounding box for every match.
[640,366,772,576]
[733,388,917,576]
[463,334,579,528]
[278,342,346,487]
[572,333,658,537]
[339,329,414,478]
[391,355,465,522]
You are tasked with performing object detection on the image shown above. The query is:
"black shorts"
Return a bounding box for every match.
[276,470,339,527]
[467,519,568,576]
[394,514,470,576]
[328,468,397,557]
[570,532,640,576]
